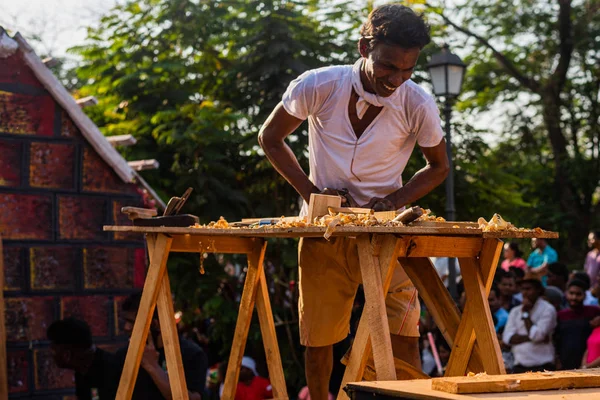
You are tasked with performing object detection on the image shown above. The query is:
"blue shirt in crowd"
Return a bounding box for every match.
[527,245,558,268]
[495,307,509,332]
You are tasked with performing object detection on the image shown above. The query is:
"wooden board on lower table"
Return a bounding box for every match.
[345,372,600,400]
[432,369,600,394]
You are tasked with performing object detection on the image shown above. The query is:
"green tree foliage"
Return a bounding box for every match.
[425,0,600,261]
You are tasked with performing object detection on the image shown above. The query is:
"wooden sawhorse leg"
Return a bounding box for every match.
[116,233,189,399]
[222,241,288,400]
[400,238,505,377]
[337,234,402,400]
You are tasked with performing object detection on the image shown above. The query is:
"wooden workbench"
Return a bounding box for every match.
[345,377,600,399]
[103,223,557,400]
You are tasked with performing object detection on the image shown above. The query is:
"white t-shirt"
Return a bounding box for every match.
[281,62,444,215]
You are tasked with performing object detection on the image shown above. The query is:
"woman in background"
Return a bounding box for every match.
[501,242,527,272]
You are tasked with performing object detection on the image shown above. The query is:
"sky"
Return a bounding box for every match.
[1,0,119,57]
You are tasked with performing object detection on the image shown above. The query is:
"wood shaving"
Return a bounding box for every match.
[416,209,446,222]
[477,213,548,234]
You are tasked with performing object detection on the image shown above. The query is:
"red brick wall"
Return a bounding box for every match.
[1,50,150,399]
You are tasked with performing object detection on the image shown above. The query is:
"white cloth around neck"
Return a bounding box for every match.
[351,58,404,118]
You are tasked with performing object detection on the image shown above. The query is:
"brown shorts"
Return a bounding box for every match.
[298,237,420,347]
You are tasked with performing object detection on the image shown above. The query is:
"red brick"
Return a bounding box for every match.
[113,295,129,336]
[3,246,23,290]
[29,142,75,189]
[0,193,52,240]
[60,110,83,138]
[134,248,146,288]
[82,147,137,193]
[61,296,109,337]
[58,196,106,240]
[0,53,44,87]
[5,297,56,341]
[83,247,135,289]
[0,91,55,135]
[7,349,29,393]
[34,348,75,390]
[112,199,145,241]
[30,247,77,290]
[0,139,22,187]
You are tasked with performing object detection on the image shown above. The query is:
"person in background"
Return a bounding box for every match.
[117,293,207,400]
[501,242,527,272]
[222,356,273,400]
[544,286,565,312]
[571,271,599,306]
[496,270,521,311]
[556,280,600,370]
[547,262,569,293]
[527,238,558,283]
[503,274,557,373]
[582,325,600,369]
[510,267,526,304]
[488,284,509,332]
[47,318,120,400]
[585,231,600,291]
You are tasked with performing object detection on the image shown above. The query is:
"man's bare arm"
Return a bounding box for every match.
[384,139,449,209]
[258,102,320,202]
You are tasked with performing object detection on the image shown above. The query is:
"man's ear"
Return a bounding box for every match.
[358,37,370,58]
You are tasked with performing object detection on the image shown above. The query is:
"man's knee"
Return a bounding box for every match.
[305,345,333,365]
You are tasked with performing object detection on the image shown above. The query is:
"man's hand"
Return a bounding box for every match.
[320,188,359,207]
[591,316,600,328]
[362,197,395,211]
[141,335,160,371]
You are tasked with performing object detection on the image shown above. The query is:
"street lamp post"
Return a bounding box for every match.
[426,44,466,300]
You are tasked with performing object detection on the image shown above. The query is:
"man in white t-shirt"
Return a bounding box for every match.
[258,5,448,398]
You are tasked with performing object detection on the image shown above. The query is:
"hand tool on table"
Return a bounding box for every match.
[121,187,199,227]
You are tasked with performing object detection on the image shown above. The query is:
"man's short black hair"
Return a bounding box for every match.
[489,284,500,298]
[568,279,589,291]
[508,266,525,280]
[47,318,92,349]
[521,278,545,293]
[360,4,431,50]
[548,262,569,282]
[572,271,591,290]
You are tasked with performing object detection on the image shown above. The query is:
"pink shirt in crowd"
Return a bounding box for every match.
[585,250,600,286]
[587,326,600,364]
[501,257,527,272]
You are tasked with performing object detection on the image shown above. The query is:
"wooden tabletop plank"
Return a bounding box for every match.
[103,225,558,239]
[345,376,600,399]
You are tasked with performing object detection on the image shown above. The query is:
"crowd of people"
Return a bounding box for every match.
[421,233,600,376]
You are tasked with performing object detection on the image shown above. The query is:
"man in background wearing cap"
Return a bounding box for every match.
[502,274,557,373]
[220,356,272,400]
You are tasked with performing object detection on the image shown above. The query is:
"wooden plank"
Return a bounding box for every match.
[13,33,136,183]
[254,242,288,399]
[156,272,189,400]
[116,234,172,400]
[483,230,558,239]
[0,234,8,400]
[445,239,503,376]
[399,257,485,372]
[307,193,342,221]
[103,225,558,239]
[107,134,137,147]
[356,235,396,381]
[458,257,505,375]
[128,159,160,171]
[432,370,600,394]
[396,236,482,258]
[76,96,98,108]
[169,235,258,254]
[222,241,266,398]
[345,376,600,400]
[337,235,401,400]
